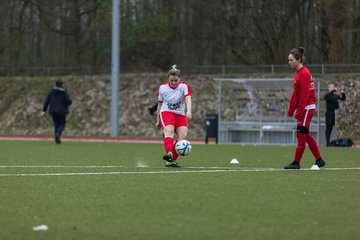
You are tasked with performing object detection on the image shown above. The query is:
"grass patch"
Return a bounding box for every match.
[0,140,359,240]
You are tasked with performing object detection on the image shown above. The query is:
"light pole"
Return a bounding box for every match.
[111,0,120,136]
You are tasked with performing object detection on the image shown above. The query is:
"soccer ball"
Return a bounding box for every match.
[175,140,192,156]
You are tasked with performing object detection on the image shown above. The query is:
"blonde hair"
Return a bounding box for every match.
[168,64,181,77]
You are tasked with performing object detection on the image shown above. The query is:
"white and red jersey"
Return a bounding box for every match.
[158,81,192,115]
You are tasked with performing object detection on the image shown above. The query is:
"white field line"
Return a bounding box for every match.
[0,166,360,177]
[0,169,236,177]
[0,165,230,169]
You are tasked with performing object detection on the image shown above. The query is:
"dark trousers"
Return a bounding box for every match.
[51,113,66,137]
[325,111,335,145]
[325,124,334,145]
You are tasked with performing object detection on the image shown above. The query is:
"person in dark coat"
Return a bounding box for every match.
[41,79,72,144]
[324,83,346,146]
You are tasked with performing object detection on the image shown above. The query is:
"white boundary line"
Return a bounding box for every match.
[0,166,360,177]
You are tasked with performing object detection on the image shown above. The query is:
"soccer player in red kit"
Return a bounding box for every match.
[284,47,326,169]
[156,65,192,167]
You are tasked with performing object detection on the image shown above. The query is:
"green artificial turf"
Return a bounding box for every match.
[0,140,359,240]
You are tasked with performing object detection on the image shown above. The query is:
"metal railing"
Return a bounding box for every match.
[1,64,360,76]
[181,64,360,75]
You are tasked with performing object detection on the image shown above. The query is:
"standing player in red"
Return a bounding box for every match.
[284,47,326,169]
[156,65,192,167]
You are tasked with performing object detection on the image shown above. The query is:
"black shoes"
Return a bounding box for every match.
[315,158,326,168]
[55,135,61,144]
[163,152,181,168]
[165,161,181,168]
[284,161,300,169]
[163,152,173,162]
[284,158,326,169]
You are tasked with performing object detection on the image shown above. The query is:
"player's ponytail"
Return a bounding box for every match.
[168,64,181,77]
[298,47,305,55]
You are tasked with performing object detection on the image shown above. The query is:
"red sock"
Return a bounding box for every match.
[306,134,321,160]
[172,140,179,161]
[294,132,306,163]
[163,137,173,153]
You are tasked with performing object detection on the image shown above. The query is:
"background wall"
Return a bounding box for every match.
[0,73,358,141]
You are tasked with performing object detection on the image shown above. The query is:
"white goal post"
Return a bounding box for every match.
[214,77,327,145]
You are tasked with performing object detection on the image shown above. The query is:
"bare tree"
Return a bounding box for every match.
[0,0,360,70]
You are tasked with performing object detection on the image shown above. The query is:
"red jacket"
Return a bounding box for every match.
[288,66,317,120]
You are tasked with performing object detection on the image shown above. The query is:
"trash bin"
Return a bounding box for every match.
[205,113,218,144]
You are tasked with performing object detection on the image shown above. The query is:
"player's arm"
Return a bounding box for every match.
[287,92,296,117]
[155,87,163,128]
[185,95,192,120]
[155,102,162,128]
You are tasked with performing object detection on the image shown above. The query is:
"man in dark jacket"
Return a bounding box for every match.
[324,83,346,146]
[42,79,72,144]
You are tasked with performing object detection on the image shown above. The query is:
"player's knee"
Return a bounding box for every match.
[176,127,188,139]
[296,132,307,147]
[163,129,175,138]
[177,131,188,139]
[297,126,309,134]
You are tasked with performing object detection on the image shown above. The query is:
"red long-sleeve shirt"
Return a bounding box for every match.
[288,66,317,120]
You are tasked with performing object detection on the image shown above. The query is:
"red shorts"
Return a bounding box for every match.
[297,108,315,129]
[160,111,188,129]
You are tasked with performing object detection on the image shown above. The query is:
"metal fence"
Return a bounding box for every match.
[181,64,360,75]
[213,78,326,145]
[0,66,110,77]
[1,64,360,76]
